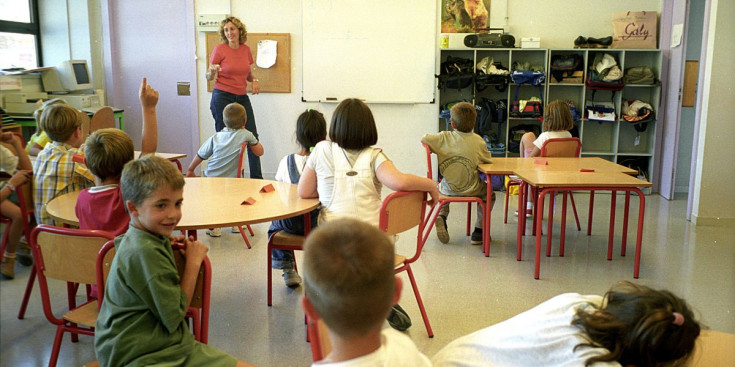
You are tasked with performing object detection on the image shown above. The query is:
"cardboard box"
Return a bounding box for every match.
[521,37,541,49]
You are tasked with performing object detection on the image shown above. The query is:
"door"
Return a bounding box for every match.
[100,0,199,163]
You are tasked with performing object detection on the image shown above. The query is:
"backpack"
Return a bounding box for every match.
[474,98,507,137]
[623,66,656,85]
[437,55,474,91]
[550,54,583,82]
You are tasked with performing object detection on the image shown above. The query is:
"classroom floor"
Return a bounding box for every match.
[1,192,733,366]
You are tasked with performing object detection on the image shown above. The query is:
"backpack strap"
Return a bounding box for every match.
[286,153,300,184]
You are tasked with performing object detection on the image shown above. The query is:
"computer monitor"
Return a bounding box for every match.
[43,60,92,92]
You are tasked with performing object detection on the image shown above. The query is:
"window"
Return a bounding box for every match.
[0,0,40,70]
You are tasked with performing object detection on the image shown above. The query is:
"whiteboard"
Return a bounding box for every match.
[302,0,436,103]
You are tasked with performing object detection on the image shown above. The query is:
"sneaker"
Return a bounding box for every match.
[231,226,241,233]
[282,269,302,288]
[206,228,221,237]
[513,209,533,218]
[1,256,15,279]
[435,215,450,244]
[16,242,33,267]
[387,304,412,331]
[470,230,483,245]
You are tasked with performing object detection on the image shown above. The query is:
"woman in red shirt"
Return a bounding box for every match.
[207,16,262,178]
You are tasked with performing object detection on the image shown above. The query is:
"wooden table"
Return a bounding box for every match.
[690,330,735,366]
[45,178,320,238]
[513,168,651,279]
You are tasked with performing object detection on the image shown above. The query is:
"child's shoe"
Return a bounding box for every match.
[1,255,15,279]
[231,226,241,233]
[16,241,33,266]
[387,304,412,331]
[206,228,222,237]
[282,269,302,288]
[435,215,450,244]
[470,228,484,245]
[514,209,533,218]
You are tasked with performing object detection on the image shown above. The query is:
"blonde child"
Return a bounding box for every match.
[422,101,494,245]
[516,100,575,216]
[74,77,158,236]
[95,155,254,367]
[432,281,701,367]
[27,98,66,155]
[33,103,95,226]
[302,218,431,366]
[268,109,326,287]
[0,132,33,278]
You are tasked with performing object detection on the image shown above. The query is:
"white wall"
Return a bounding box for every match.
[691,0,735,226]
[194,0,662,180]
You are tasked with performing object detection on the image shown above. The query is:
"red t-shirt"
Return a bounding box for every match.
[210,43,254,95]
[75,185,129,236]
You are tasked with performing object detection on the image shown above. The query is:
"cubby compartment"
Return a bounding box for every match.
[580,121,617,154]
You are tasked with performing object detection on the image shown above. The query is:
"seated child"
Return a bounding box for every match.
[301,218,431,366]
[27,98,66,155]
[421,101,494,245]
[75,77,159,236]
[33,103,95,226]
[431,281,701,367]
[1,132,33,279]
[268,109,326,287]
[186,102,264,237]
[95,155,254,367]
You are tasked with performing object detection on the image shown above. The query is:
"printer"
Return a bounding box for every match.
[4,92,48,114]
[60,93,101,110]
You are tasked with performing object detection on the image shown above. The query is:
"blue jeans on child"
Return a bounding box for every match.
[268,210,319,270]
[209,88,262,179]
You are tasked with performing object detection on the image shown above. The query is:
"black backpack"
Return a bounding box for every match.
[437,55,474,91]
[550,54,583,82]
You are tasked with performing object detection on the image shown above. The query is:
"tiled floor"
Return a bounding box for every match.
[1,192,733,366]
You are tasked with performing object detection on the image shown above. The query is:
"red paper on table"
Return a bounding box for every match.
[260,184,275,193]
[580,168,595,172]
[534,159,548,165]
[241,197,256,205]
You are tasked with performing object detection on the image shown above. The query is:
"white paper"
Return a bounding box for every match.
[256,40,277,69]
[671,24,684,48]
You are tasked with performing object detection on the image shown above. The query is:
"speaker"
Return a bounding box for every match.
[464,33,515,48]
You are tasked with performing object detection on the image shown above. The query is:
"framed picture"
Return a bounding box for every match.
[441,0,490,33]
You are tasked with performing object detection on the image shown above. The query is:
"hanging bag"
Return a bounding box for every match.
[611,11,658,49]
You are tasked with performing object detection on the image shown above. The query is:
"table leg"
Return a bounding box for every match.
[484,174,492,257]
[621,191,631,256]
[188,229,197,240]
[534,188,549,279]
[633,188,645,278]
[560,190,568,257]
[587,190,595,235]
[517,181,526,261]
[546,190,554,257]
[607,190,617,261]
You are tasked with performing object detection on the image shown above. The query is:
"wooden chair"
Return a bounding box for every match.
[306,316,332,362]
[422,143,487,250]
[379,190,434,337]
[171,242,212,344]
[89,106,115,132]
[235,142,255,249]
[28,225,116,367]
[266,230,309,306]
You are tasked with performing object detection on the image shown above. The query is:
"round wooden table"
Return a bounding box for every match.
[45,178,320,236]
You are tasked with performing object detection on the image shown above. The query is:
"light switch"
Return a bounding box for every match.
[177,82,190,96]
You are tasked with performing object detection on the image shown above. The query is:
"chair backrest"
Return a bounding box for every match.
[378,191,428,261]
[30,225,116,323]
[422,143,434,180]
[540,137,581,158]
[236,142,248,178]
[96,240,117,310]
[89,106,115,132]
[307,316,332,362]
[171,242,211,343]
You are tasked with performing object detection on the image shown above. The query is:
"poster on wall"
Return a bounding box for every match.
[441,0,490,33]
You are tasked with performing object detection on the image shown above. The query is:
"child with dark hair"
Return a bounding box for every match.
[421,101,494,245]
[268,109,327,287]
[432,281,701,367]
[95,155,255,367]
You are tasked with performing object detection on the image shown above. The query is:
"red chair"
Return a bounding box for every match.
[306,316,332,362]
[28,225,115,367]
[422,143,487,250]
[235,142,255,248]
[171,242,212,344]
[380,190,434,337]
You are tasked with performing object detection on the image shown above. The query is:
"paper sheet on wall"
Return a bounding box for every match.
[671,24,683,48]
[256,40,277,68]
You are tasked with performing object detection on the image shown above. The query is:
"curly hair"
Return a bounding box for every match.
[218,16,247,44]
[572,281,701,367]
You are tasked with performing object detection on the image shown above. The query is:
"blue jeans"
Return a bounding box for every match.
[209,88,263,179]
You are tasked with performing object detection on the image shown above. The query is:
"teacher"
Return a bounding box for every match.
[207,16,262,179]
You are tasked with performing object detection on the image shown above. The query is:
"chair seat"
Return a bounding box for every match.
[63,300,99,327]
[394,254,407,268]
[271,231,305,247]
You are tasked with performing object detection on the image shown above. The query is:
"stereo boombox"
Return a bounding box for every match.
[464,33,516,48]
